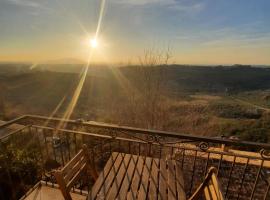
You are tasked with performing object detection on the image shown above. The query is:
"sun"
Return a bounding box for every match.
[90,38,98,48]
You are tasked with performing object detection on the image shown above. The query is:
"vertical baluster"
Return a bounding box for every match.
[72,186,75,193]
[264,181,270,200]
[109,139,112,155]
[52,137,57,162]
[236,158,250,200]
[204,152,210,176]
[36,128,45,183]
[66,133,71,161]
[148,142,152,156]
[250,159,265,200]
[181,149,185,169]
[170,146,174,160]
[80,177,83,194]
[100,139,104,161]
[17,131,26,196]
[225,155,236,198]
[60,138,65,166]
[128,141,131,154]
[217,153,223,176]
[117,140,121,152]
[189,150,198,196]
[74,132,78,154]
[91,147,96,172]
[159,144,162,159]
[20,128,28,192]
[43,129,49,158]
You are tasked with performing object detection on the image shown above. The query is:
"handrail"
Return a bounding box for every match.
[31,125,270,162]
[0,115,27,129]
[0,125,30,140]
[1,114,270,150]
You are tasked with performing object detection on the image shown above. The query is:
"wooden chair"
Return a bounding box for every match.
[188,167,224,200]
[54,145,98,200]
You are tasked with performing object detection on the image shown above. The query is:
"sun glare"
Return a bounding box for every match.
[90,38,98,48]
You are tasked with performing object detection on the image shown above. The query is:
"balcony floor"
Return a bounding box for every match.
[24,183,86,200]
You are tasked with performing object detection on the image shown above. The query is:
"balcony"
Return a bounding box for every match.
[0,115,270,200]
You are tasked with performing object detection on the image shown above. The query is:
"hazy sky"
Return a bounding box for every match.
[0,0,270,65]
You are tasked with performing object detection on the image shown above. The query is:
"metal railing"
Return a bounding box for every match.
[0,115,270,200]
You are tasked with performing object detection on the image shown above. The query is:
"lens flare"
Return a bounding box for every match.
[90,38,98,48]
[47,0,107,130]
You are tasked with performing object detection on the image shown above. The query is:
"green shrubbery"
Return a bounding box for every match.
[0,136,42,199]
[209,102,262,119]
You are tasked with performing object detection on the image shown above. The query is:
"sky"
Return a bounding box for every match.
[0,0,270,65]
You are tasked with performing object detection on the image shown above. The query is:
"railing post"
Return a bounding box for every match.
[147,142,152,157]
[43,129,48,157]
[60,137,65,166]
[264,182,270,200]
[236,158,250,200]
[82,145,98,180]
[250,159,265,200]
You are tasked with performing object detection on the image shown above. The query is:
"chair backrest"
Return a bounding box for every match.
[54,145,98,200]
[189,167,224,200]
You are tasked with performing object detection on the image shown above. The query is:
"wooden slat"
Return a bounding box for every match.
[211,174,224,200]
[54,170,72,200]
[148,158,160,200]
[127,155,145,200]
[106,154,132,199]
[175,160,186,200]
[167,160,177,200]
[89,152,119,200]
[188,167,224,200]
[89,154,187,200]
[64,156,86,182]
[137,157,153,200]
[158,159,167,200]
[117,154,139,200]
[208,182,218,200]
[97,153,125,198]
[66,163,87,191]
[62,150,84,174]
[204,186,212,200]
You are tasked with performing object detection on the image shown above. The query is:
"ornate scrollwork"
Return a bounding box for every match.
[147,135,164,144]
[198,142,209,151]
[260,149,270,160]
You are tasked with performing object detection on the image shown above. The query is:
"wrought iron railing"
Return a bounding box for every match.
[0,115,270,200]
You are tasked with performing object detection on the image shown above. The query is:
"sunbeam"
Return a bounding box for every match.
[56,0,106,130]
[43,95,67,127]
[94,0,106,41]
[109,66,141,99]
[57,64,89,129]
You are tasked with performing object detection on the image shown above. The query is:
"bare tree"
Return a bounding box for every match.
[0,84,6,119]
[128,48,172,129]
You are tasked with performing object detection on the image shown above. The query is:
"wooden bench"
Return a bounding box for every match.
[188,167,224,200]
[54,145,98,200]
[88,152,186,200]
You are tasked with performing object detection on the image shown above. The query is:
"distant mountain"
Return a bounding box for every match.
[42,58,86,65]
[0,63,31,74]
[2,63,270,94]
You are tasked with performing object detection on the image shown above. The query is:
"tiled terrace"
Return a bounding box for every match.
[22,182,86,200]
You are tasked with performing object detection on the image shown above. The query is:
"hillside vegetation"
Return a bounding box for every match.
[1,64,270,143]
